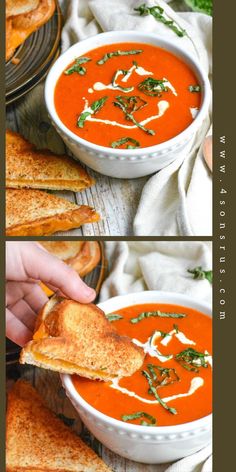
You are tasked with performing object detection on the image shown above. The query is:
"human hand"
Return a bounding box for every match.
[6,242,96,346]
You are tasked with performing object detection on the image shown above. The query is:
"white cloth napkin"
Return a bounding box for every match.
[60,0,212,236]
[100,241,212,471]
[100,241,212,302]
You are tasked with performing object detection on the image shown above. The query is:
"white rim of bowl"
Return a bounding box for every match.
[45,31,211,158]
[61,290,212,435]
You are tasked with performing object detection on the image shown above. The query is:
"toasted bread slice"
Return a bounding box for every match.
[6,0,55,61]
[40,241,101,277]
[6,130,94,192]
[6,380,111,472]
[6,189,100,236]
[6,0,39,18]
[20,297,145,380]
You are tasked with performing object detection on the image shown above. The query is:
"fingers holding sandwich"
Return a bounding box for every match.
[6,241,96,303]
[6,242,96,346]
[6,308,33,346]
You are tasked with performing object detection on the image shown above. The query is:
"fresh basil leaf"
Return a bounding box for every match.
[134,4,186,37]
[97,49,143,65]
[138,77,169,97]
[77,96,108,128]
[105,314,123,322]
[121,411,157,425]
[188,85,201,92]
[188,266,212,283]
[130,311,186,324]
[110,137,140,149]
[64,57,91,75]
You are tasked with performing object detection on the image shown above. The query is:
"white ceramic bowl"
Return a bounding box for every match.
[61,291,212,464]
[45,31,211,178]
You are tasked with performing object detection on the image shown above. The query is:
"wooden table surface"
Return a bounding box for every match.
[7,365,172,472]
[6,2,189,237]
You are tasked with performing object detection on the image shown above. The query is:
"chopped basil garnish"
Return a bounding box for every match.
[115,95,147,114]
[97,49,143,65]
[114,96,155,135]
[77,96,108,128]
[175,348,209,372]
[130,311,186,324]
[64,57,91,75]
[105,314,123,322]
[188,85,201,93]
[121,411,157,426]
[138,78,169,97]
[142,369,177,415]
[134,4,186,37]
[111,69,134,92]
[147,363,180,387]
[187,266,212,283]
[173,324,179,334]
[111,137,140,149]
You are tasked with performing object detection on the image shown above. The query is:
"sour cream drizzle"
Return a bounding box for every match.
[163,77,177,96]
[132,327,196,363]
[110,377,204,405]
[88,65,153,94]
[121,64,153,82]
[132,336,173,363]
[160,330,196,347]
[190,107,199,118]
[83,99,169,129]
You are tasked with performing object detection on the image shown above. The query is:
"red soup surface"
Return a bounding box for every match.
[73,303,212,427]
[55,43,201,149]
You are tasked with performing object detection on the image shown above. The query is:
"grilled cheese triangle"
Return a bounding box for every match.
[6,189,100,236]
[6,0,55,61]
[6,380,111,472]
[6,130,94,192]
[20,297,145,380]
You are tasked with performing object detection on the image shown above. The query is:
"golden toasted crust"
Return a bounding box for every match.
[6,189,100,236]
[6,0,39,18]
[6,0,55,61]
[40,241,101,277]
[20,298,145,380]
[40,241,85,260]
[6,130,94,192]
[6,380,111,472]
[68,241,101,277]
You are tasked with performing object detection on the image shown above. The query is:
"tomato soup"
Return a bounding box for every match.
[55,43,201,149]
[73,303,212,427]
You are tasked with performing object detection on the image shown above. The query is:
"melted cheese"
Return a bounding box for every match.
[32,350,115,379]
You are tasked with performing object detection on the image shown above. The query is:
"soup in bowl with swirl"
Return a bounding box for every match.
[61,291,212,463]
[45,31,210,178]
